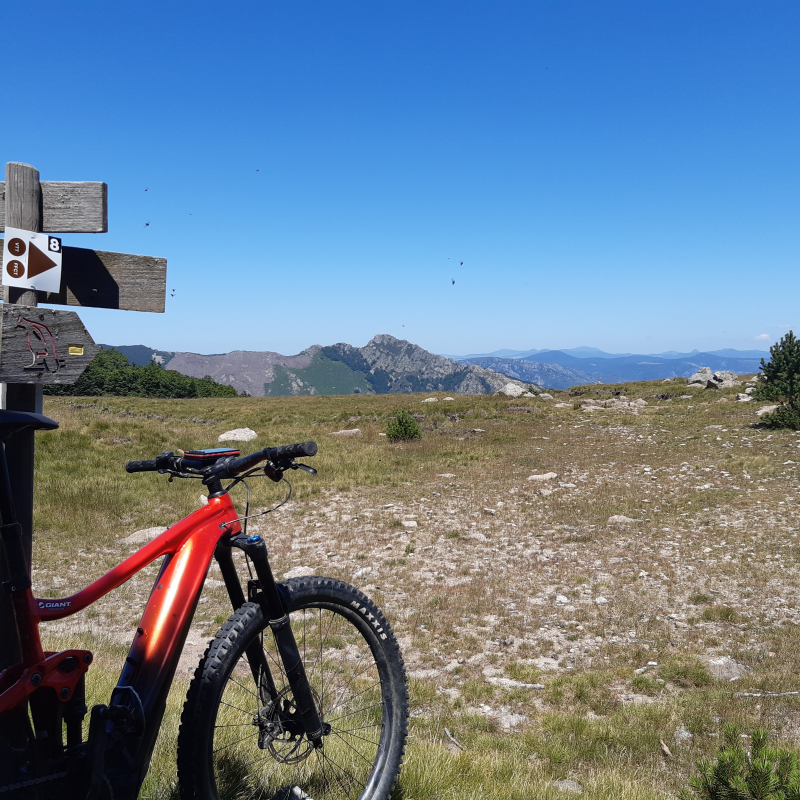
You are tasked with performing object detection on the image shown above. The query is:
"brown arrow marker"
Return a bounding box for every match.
[27,240,57,278]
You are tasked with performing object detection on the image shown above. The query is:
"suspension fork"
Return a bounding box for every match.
[226,533,325,746]
[214,540,278,704]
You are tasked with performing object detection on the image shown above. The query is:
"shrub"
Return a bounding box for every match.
[755,331,800,429]
[680,726,800,800]
[386,409,422,442]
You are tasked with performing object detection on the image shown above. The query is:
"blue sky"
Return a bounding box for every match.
[2,1,797,356]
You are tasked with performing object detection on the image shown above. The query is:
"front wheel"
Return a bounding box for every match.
[177,577,408,800]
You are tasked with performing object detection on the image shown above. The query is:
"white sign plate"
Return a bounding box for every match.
[2,227,63,294]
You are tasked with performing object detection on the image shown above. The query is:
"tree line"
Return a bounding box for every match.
[44,348,241,398]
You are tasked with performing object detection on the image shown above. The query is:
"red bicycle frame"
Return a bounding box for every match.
[0,418,325,800]
[0,493,242,800]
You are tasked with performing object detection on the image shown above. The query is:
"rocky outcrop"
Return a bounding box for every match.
[322,335,527,395]
[686,367,740,390]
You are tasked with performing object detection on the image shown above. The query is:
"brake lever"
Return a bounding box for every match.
[292,462,317,476]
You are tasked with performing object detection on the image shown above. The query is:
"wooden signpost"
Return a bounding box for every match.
[0,161,167,668]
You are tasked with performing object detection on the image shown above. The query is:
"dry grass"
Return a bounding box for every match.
[27,379,800,799]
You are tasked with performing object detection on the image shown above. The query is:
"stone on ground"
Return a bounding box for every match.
[218,427,257,442]
[330,428,362,436]
[283,566,316,580]
[123,526,167,544]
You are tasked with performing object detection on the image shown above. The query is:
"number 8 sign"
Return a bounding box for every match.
[2,227,63,294]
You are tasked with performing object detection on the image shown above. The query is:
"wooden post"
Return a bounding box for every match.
[0,162,42,669]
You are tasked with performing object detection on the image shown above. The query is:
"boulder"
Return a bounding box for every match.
[218,427,258,442]
[498,382,525,398]
[735,393,752,402]
[330,428,362,436]
[687,367,713,385]
[538,393,554,400]
[711,370,740,389]
[756,405,779,417]
[421,397,438,403]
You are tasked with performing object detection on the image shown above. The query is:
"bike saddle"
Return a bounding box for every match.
[0,410,59,434]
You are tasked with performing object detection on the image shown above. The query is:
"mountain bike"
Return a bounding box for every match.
[0,410,408,800]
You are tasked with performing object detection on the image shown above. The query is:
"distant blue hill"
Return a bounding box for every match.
[461,349,763,385]
[448,346,769,362]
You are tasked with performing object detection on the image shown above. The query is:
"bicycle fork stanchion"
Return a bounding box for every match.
[214,540,279,704]
[229,533,327,746]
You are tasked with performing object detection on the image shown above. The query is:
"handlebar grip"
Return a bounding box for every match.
[269,441,318,461]
[125,460,159,473]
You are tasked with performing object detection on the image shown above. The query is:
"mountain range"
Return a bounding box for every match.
[100,336,529,397]
[457,349,764,386]
[100,338,766,395]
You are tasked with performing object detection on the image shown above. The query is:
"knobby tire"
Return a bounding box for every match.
[177,577,408,800]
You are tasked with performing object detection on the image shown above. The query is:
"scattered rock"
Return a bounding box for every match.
[553,780,583,794]
[123,526,167,544]
[701,655,751,680]
[499,382,525,398]
[401,520,418,528]
[554,402,572,408]
[486,677,545,690]
[675,727,693,744]
[527,472,558,482]
[443,397,455,401]
[594,596,609,605]
[556,594,570,604]
[218,427,257,442]
[538,488,554,497]
[494,710,528,731]
[330,428,363,437]
[470,428,485,433]
[607,515,635,525]
[438,473,456,478]
[756,405,779,417]
[422,397,438,403]
[538,393,554,400]
[735,393,753,402]
[482,508,496,516]
[283,566,316,580]
[462,532,487,542]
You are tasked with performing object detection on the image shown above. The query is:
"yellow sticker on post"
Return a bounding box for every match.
[2,227,63,294]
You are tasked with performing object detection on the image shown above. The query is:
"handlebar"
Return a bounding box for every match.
[125,441,318,481]
[125,459,159,473]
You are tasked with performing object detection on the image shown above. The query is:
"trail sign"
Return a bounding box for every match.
[2,227,63,293]
[0,181,108,233]
[0,304,97,383]
[0,160,167,671]
[0,240,166,312]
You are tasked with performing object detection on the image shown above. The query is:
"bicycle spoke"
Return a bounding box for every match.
[326,701,384,725]
[329,728,380,768]
[213,730,257,755]
[218,698,253,716]
[206,595,399,800]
